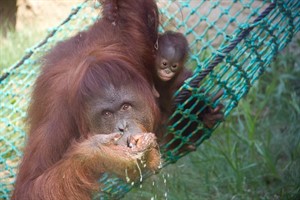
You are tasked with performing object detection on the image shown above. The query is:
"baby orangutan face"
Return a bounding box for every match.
[156,54,182,82]
[155,31,189,82]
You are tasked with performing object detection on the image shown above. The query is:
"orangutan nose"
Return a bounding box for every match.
[117,120,128,133]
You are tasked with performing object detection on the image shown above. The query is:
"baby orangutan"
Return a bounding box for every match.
[154,31,192,114]
[154,31,224,152]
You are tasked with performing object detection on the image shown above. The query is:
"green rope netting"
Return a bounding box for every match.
[0,0,299,199]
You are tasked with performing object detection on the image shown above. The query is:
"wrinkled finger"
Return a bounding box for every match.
[94,132,122,145]
[205,113,224,121]
[109,132,123,144]
[211,89,224,102]
[132,134,149,150]
[212,113,224,121]
[204,113,214,121]
[127,135,138,148]
[136,133,157,150]
[203,113,224,128]
[204,120,215,129]
[213,104,224,113]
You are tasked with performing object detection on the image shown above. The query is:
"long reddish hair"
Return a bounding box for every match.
[13,1,160,198]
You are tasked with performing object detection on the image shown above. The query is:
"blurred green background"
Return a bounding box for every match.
[124,36,300,200]
[1,1,299,199]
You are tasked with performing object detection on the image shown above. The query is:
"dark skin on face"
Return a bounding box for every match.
[155,31,189,82]
[87,84,156,147]
[156,49,183,81]
[82,82,161,179]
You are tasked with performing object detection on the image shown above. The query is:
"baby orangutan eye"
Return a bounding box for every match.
[171,64,178,70]
[162,61,167,66]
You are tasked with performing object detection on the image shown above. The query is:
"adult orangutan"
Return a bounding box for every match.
[12,0,161,199]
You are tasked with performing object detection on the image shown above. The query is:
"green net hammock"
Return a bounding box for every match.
[0,0,299,199]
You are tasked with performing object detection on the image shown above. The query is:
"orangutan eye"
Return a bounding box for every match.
[102,110,113,117]
[171,64,178,70]
[162,61,167,66]
[121,103,132,111]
